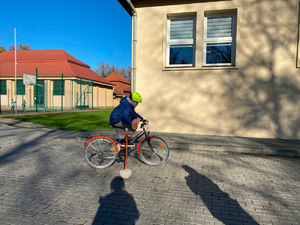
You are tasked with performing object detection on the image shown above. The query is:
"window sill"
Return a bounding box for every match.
[162,66,238,71]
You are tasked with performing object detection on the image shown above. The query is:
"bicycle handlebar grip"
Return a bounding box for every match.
[140,119,148,128]
[132,118,141,130]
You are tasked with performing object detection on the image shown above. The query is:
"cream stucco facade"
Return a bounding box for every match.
[0,77,114,110]
[128,0,300,139]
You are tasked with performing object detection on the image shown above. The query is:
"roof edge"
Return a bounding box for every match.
[120,0,223,9]
[118,0,135,16]
[61,50,90,68]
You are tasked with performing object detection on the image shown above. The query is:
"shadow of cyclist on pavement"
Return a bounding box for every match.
[182,165,259,225]
[92,177,139,225]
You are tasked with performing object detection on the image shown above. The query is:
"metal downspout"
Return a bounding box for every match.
[126,0,137,92]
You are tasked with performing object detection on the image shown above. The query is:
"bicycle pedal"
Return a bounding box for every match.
[117,156,125,161]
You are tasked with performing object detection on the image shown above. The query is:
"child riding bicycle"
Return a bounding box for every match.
[85,92,169,168]
[109,92,144,142]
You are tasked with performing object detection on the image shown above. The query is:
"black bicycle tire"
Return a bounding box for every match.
[138,136,169,166]
[84,137,117,169]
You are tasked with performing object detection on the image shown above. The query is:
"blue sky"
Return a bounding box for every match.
[0,0,132,71]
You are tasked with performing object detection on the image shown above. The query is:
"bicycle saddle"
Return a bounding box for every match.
[120,131,134,136]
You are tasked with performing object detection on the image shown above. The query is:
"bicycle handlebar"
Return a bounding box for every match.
[140,119,149,128]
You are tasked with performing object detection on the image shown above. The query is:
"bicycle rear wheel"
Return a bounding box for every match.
[84,137,117,168]
[138,136,169,166]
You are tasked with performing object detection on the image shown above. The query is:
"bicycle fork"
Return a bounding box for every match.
[145,137,157,154]
[137,135,154,154]
[145,136,165,161]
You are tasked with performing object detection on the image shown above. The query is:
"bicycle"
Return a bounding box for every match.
[84,120,169,168]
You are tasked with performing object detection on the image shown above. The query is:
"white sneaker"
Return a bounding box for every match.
[117,143,121,151]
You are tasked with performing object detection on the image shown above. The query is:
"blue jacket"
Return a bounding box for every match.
[110,97,143,126]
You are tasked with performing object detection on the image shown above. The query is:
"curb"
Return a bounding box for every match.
[1,118,300,158]
[166,141,300,157]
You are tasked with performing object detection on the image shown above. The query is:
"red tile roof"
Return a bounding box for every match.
[114,82,131,92]
[113,89,125,96]
[105,73,131,95]
[0,49,113,86]
[106,73,131,85]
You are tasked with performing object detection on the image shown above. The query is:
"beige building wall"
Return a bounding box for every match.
[98,87,106,107]
[25,82,34,108]
[105,88,114,108]
[113,97,122,107]
[65,80,72,109]
[93,85,98,108]
[134,0,300,139]
[92,85,114,108]
[0,79,35,109]
[7,80,14,107]
[0,78,114,110]
[50,79,66,109]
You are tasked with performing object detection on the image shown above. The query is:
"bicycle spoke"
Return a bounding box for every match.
[89,143,98,152]
[139,136,169,166]
[151,149,164,161]
[84,137,117,169]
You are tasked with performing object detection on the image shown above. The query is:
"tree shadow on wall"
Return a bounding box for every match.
[92,177,139,225]
[182,165,259,225]
[226,0,300,138]
[148,0,300,139]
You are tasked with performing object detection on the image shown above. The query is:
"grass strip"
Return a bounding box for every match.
[7,109,114,131]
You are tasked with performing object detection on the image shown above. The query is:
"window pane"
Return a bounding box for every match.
[17,80,25,95]
[206,43,231,64]
[170,45,193,65]
[53,80,65,95]
[0,80,6,95]
[170,18,194,39]
[207,16,232,38]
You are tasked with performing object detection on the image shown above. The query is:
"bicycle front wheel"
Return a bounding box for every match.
[138,136,169,166]
[84,137,117,169]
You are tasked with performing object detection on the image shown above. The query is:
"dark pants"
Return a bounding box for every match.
[113,121,135,140]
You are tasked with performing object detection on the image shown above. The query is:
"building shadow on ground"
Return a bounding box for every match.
[92,177,139,225]
[182,165,259,225]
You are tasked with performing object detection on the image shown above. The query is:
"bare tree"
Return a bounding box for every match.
[108,65,118,75]
[95,62,110,78]
[119,66,131,82]
[0,46,6,53]
[8,43,32,51]
[95,61,131,81]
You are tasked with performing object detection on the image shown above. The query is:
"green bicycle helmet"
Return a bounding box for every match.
[130,92,143,103]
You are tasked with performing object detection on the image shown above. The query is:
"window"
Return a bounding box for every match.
[0,80,6,95]
[167,16,195,67]
[203,12,236,66]
[53,80,65,95]
[17,80,25,95]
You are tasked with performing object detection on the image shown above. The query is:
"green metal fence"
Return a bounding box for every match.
[73,78,93,110]
[0,64,94,115]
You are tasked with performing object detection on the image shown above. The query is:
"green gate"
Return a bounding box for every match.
[73,79,93,110]
[34,80,45,109]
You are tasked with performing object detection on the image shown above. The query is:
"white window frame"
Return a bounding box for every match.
[166,16,195,67]
[203,12,237,67]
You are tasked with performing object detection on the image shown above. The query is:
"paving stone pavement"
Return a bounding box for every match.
[0,124,300,225]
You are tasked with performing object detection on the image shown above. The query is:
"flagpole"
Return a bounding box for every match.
[14,28,17,116]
